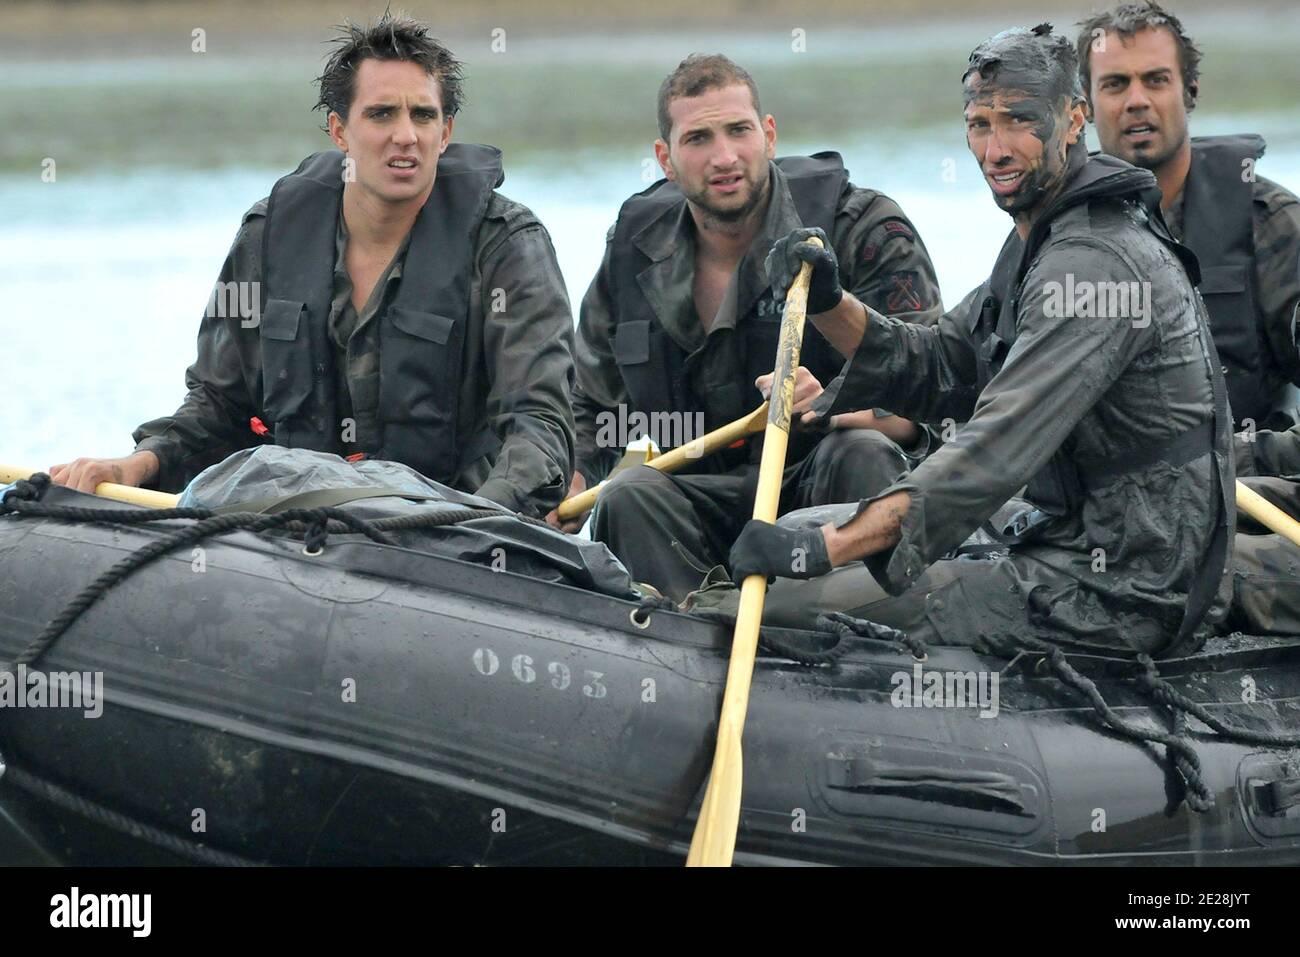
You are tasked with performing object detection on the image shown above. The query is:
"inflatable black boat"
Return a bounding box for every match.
[2,471,1299,866]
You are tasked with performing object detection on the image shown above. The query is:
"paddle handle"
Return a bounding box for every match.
[555,402,770,521]
[686,241,817,867]
[1237,479,1300,547]
[0,464,178,509]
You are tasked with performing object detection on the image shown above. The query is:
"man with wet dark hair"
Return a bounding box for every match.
[1078,3,1300,639]
[1077,2,1300,434]
[551,53,943,603]
[51,12,576,517]
[729,24,1235,657]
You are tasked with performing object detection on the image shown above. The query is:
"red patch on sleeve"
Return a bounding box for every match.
[884,271,924,313]
[862,242,879,263]
[882,220,914,240]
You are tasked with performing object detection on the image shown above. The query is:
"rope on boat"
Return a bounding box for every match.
[0,473,503,671]
[2,764,261,866]
[629,594,929,668]
[1135,654,1300,747]
[983,633,1300,813]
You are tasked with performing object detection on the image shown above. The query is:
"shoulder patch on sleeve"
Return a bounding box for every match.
[884,270,924,313]
[882,220,914,240]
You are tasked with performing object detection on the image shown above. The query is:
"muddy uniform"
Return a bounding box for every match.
[133,146,576,517]
[795,155,1234,657]
[573,154,942,600]
[1163,135,1300,431]
[1227,425,1300,636]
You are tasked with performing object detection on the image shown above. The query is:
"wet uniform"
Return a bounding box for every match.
[788,155,1235,657]
[133,147,576,517]
[1162,135,1300,431]
[573,155,942,601]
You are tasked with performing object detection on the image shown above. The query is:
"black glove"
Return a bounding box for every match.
[764,226,843,315]
[729,520,832,583]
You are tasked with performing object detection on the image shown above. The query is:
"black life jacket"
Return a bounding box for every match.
[968,153,1234,650]
[1180,134,1267,427]
[606,154,852,463]
[258,145,502,484]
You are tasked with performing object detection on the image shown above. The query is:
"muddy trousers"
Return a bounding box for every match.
[1225,475,1300,637]
[751,502,1181,656]
[591,429,910,602]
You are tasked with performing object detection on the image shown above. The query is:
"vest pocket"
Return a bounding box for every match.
[1198,264,1247,296]
[613,320,651,365]
[260,298,313,423]
[381,307,460,421]
[379,308,462,482]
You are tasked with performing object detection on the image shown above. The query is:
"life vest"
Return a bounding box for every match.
[258,145,502,484]
[1180,134,1267,427]
[606,154,852,463]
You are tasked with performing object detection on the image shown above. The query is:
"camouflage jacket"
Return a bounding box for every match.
[572,159,942,485]
[133,187,576,517]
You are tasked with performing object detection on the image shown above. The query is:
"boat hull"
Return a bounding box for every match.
[2,488,1299,865]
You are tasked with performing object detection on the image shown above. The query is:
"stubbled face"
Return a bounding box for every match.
[964,76,1082,218]
[328,58,453,206]
[1087,27,1191,172]
[655,84,776,223]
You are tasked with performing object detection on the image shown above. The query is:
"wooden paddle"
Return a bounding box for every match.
[0,464,178,508]
[555,403,770,522]
[1237,480,1300,546]
[685,239,821,867]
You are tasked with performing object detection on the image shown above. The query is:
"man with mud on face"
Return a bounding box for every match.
[725,24,1236,657]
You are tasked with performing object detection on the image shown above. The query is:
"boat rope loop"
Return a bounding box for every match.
[759,613,927,669]
[2,763,261,866]
[820,611,930,661]
[628,596,928,668]
[1134,654,1300,747]
[984,635,1226,811]
[0,473,508,671]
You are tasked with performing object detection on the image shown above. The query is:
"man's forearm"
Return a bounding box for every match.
[823,489,911,566]
[810,292,874,360]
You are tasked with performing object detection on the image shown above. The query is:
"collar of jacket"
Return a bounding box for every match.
[630,160,809,345]
[971,151,1166,334]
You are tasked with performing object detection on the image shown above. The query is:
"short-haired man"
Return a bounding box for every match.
[730,25,1234,657]
[1079,3,1300,640]
[51,13,576,517]
[1077,1,1300,433]
[555,54,942,602]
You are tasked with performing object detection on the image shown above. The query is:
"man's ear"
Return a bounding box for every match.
[653,139,674,181]
[327,111,348,153]
[763,113,777,159]
[440,114,454,154]
[1184,80,1198,113]
[1067,100,1087,146]
[1082,96,1095,124]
